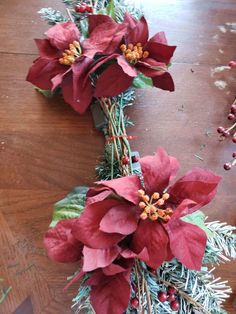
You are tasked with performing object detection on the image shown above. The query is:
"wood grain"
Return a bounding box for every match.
[0,0,235,313]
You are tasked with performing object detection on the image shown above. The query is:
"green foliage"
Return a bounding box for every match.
[132,73,153,89]
[181,210,213,238]
[38,8,67,25]
[34,87,54,98]
[50,186,88,227]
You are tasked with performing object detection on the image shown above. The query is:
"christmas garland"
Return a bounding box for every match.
[26,1,236,313]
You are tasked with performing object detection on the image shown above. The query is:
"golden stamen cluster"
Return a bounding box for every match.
[59,41,82,66]
[138,189,173,222]
[120,43,149,64]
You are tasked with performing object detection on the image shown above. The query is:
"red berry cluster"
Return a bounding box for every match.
[217,99,236,170]
[158,287,180,311]
[75,3,93,13]
[121,155,139,165]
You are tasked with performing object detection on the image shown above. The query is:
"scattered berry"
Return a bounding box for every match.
[228,60,236,68]
[228,113,235,120]
[222,130,230,137]
[167,294,176,302]
[170,300,180,311]
[217,126,225,134]
[168,286,177,294]
[122,156,129,165]
[231,104,236,114]
[233,152,236,158]
[158,291,168,303]
[224,163,231,170]
[233,137,236,143]
[131,298,139,309]
[132,155,139,163]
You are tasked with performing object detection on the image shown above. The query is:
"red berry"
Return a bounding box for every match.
[158,291,168,303]
[168,286,177,295]
[86,5,93,13]
[217,126,225,134]
[170,300,180,311]
[132,155,139,163]
[167,294,176,302]
[233,137,236,143]
[228,113,235,120]
[224,163,231,170]
[232,152,236,158]
[222,130,230,137]
[228,60,236,68]
[231,104,236,114]
[122,156,129,165]
[131,298,139,309]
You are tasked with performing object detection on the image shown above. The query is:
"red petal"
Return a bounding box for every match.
[139,147,179,194]
[83,20,127,58]
[98,175,142,204]
[126,16,149,45]
[44,219,83,263]
[136,59,167,77]
[95,63,134,97]
[26,57,66,90]
[117,55,138,77]
[170,199,197,221]
[46,21,80,51]
[147,32,168,45]
[123,12,138,29]
[88,14,115,34]
[152,72,175,91]
[61,57,93,113]
[72,199,125,249]
[165,219,207,270]
[100,203,138,235]
[35,39,59,58]
[131,220,171,269]
[90,272,131,314]
[168,168,221,210]
[82,246,120,272]
[145,42,176,64]
[103,258,133,276]
[86,186,112,205]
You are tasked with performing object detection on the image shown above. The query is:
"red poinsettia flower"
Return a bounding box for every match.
[72,148,221,271]
[92,13,177,97]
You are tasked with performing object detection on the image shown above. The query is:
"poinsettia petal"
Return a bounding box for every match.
[86,186,112,205]
[100,203,138,235]
[126,16,149,45]
[102,258,133,276]
[61,57,93,113]
[117,55,138,77]
[88,14,115,34]
[169,156,180,182]
[89,272,131,314]
[82,246,120,272]
[152,72,175,91]
[165,219,207,270]
[26,57,66,90]
[139,147,177,194]
[168,168,221,210]
[131,219,171,269]
[83,20,127,58]
[123,12,138,29]
[169,199,197,221]
[145,42,176,64]
[98,175,143,204]
[44,219,83,263]
[35,39,59,59]
[46,21,80,51]
[147,32,168,45]
[95,63,134,97]
[72,199,125,249]
[136,60,167,77]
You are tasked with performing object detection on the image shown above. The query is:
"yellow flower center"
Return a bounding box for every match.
[138,189,173,222]
[59,41,82,66]
[120,43,149,64]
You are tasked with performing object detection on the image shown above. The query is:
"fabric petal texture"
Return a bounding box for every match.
[44,219,83,263]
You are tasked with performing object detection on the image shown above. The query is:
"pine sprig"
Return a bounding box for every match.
[38,8,68,24]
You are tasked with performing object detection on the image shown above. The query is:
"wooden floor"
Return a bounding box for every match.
[0,0,236,313]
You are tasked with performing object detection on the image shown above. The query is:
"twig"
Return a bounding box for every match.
[66,8,74,22]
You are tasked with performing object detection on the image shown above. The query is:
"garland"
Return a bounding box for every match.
[26,1,236,313]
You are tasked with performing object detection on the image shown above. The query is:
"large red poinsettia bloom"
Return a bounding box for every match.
[90,13,176,97]
[71,148,221,271]
[26,18,127,113]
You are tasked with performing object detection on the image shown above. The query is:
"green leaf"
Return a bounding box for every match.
[181,210,213,238]
[106,0,116,19]
[34,87,54,98]
[50,186,88,227]
[132,73,153,89]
